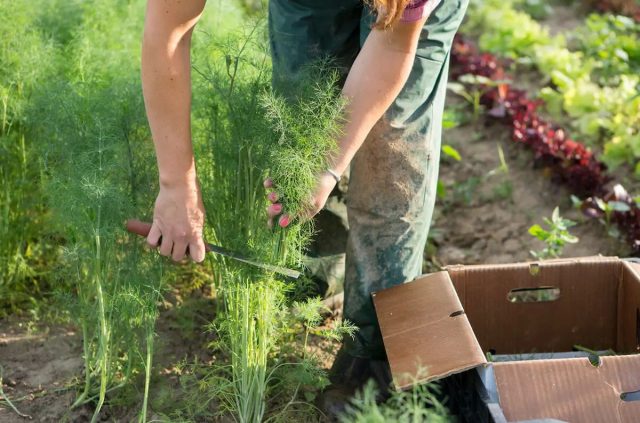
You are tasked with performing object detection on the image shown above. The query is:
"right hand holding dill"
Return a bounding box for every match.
[147,180,206,263]
[264,172,337,228]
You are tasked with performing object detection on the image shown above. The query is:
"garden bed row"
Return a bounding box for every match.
[450,2,640,254]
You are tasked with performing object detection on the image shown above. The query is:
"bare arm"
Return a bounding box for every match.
[142,0,207,262]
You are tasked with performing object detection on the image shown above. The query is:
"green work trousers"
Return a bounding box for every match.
[269,0,469,359]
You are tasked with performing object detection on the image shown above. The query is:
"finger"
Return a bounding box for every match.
[159,236,173,257]
[267,191,279,203]
[278,214,291,228]
[267,217,274,229]
[189,238,206,263]
[263,178,273,189]
[147,224,162,248]
[267,203,282,217]
[171,241,188,262]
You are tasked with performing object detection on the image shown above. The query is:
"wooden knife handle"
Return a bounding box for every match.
[126,219,152,237]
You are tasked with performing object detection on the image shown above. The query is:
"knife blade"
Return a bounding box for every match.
[126,219,301,279]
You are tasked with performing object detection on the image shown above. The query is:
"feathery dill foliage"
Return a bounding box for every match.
[0,0,58,314]
[260,66,346,269]
[262,68,345,218]
[33,81,161,422]
[191,16,349,421]
[25,1,164,421]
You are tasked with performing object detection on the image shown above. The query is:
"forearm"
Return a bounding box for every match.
[332,21,425,175]
[141,0,205,187]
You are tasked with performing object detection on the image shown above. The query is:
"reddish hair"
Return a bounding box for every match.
[371,0,412,29]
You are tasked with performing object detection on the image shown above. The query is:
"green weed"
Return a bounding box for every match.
[529,207,579,259]
[340,380,450,423]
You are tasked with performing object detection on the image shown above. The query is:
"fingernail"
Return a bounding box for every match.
[264,178,273,188]
[279,215,290,228]
[271,203,282,214]
[267,192,278,202]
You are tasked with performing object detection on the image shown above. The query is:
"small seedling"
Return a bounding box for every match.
[595,198,630,238]
[442,105,468,129]
[529,207,579,259]
[488,145,513,202]
[447,74,511,121]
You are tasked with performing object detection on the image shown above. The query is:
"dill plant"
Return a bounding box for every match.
[32,81,163,422]
[26,1,166,420]
[0,0,57,314]
[190,15,350,421]
[191,23,285,421]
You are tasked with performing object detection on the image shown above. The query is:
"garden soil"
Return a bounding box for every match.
[0,320,83,422]
[431,113,626,268]
[0,297,218,422]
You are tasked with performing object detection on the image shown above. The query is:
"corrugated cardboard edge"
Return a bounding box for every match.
[493,355,640,423]
[372,271,486,390]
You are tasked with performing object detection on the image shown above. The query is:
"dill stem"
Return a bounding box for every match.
[72,322,92,409]
[139,328,153,423]
[91,229,108,423]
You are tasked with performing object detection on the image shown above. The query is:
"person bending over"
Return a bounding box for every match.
[141,0,468,416]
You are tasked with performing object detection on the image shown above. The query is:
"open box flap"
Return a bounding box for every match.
[493,355,640,423]
[372,271,486,390]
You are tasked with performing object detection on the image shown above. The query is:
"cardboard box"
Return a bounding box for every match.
[372,256,640,423]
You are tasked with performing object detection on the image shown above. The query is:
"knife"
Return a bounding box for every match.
[126,219,301,279]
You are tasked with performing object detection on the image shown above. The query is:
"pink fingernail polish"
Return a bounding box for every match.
[268,192,278,202]
[279,215,290,227]
[264,178,273,188]
[272,204,282,213]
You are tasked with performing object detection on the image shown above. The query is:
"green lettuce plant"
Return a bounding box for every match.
[465,0,640,173]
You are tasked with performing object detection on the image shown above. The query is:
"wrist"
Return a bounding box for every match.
[330,160,350,179]
[159,169,198,190]
[325,168,341,184]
